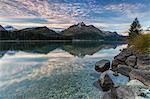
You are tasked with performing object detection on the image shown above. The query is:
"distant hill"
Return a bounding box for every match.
[0,26,67,40]
[18,26,60,38]
[61,22,124,40]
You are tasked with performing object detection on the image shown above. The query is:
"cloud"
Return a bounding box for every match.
[0,0,149,34]
[103,3,148,18]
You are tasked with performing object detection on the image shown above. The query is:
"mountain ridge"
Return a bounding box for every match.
[0,23,126,41]
[61,22,123,40]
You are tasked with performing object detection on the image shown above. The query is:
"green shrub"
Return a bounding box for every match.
[128,33,150,54]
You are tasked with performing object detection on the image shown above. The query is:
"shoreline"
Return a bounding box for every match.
[94,48,150,98]
[0,40,127,44]
[0,40,72,43]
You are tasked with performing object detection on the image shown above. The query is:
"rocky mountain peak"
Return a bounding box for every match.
[77,22,86,28]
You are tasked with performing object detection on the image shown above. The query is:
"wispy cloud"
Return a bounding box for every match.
[0,0,149,33]
[104,3,148,18]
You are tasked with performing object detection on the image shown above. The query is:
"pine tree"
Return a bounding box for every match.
[129,18,142,38]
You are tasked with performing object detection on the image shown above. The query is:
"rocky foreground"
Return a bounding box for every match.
[95,48,150,99]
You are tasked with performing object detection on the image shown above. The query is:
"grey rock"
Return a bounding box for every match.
[114,49,133,62]
[114,54,127,62]
[99,74,114,91]
[95,59,110,72]
[102,86,135,99]
[113,72,119,76]
[113,65,133,77]
[111,59,125,69]
[102,87,118,99]
[127,80,145,86]
[129,70,150,86]
[125,55,137,67]
[138,93,147,97]
[136,54,150,67]
[138,65,150,70]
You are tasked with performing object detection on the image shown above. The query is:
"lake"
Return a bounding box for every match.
[0,42,128,99]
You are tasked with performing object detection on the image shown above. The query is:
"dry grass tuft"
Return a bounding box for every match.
[128,33,150,54]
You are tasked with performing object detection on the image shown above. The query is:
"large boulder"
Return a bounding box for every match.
[138,65,150,70]
[129,70,150,86]
[114,49,133,62]
[114,54,127,62]
[136,54,150,67]
[99,74,114,91]
[127,80,150,99]
[95,59,110,72]
[125,55,137,67]
[112,65,133,77]
[111,59,125,69]
[102,86,135,99]
[127,80,145,86]
[103,80,150,99]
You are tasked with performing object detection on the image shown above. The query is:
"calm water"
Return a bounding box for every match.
[0,42,128,99]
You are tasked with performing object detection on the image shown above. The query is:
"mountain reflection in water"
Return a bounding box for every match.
[0,42,127,99]
[0,42,125,57]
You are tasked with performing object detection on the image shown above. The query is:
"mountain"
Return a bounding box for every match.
[101,31,119,37]
[0,23,126,41]
[18,26,60,37]
[61,22,123,40]
[62,42,117,57]
[0,25,9,40]
[0,26,67,40]
[61,22,104,40]
[0,25,6,31]
[4,25,17,31]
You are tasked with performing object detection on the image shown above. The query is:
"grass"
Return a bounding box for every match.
[128,33,150,54]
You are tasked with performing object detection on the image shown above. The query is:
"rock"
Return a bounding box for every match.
[127,80,145,86]
[138,93,147,98]
[136,54,150,67]
[125,55,137,67]
[102,70,129,86]
[138,65,150,70]
[102,87,118,99]
[114,54,127,62]
[114,86,135,99]
[114,49,133,62]
[134,65,138,69]
[95,59,110,72]
[121,49,133,57]
[129,70,150,86]
[111,59,125,69]
[102,86,135,99]
[126,81,150,99]
[99,74,114,91]
[102,80,150,99]
[113,65,133,77]
[113,72,119,76]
